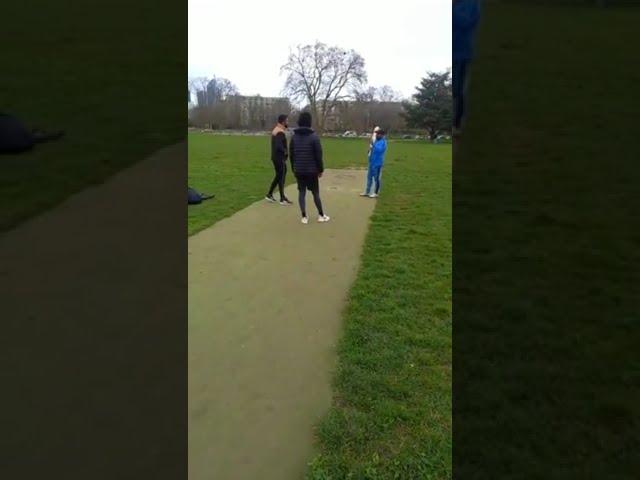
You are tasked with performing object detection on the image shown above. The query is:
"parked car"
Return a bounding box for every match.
[342,130,357,138]
[433,134,452,144]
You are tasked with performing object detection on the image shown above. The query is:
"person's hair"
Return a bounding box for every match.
[297,111,312,128]
[277,114,288,124]
[377,129,386,136]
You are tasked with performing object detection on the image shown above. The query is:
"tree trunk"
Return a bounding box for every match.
[428,128,434,141]
[315,106,325,134]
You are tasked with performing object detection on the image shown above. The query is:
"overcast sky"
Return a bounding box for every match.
[189,0,451,101]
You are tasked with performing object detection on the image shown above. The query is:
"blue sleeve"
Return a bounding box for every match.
[373,140,387,155]
[453,0,480,31]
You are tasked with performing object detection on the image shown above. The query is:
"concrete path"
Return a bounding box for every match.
[188,169,375,480]
[1,143,187,478]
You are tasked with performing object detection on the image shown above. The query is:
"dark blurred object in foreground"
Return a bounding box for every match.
[0,113,64,154]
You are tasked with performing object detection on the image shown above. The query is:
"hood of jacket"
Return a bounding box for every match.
[272,124,287,136]
[293,127,314,136]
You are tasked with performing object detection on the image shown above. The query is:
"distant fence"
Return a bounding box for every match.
[188,128,269,136]
[188,128,451,143]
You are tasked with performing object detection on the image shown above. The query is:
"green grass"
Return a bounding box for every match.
[0,1,184,232]
[307,143,451,479]
[454,2,640,478]
[189,133,390,235]
[188,133,452,478]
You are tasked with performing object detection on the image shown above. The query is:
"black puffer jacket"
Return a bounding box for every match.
[289,127,324,175]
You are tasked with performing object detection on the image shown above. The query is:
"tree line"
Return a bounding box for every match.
[189,42,452,139]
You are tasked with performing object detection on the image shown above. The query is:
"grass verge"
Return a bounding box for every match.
[1,1,184,232]
[189,133,384,235]
[307,143,452,479]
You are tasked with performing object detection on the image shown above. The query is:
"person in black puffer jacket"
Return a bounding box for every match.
[289,112,330,224]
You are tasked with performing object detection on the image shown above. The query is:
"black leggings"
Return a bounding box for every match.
[268,159,287,199]
[296,174,323,217]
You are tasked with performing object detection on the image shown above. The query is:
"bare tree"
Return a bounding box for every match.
[354,86,377,103]
[354,85,402,103]
[189,76,239,107]
[281,42,367,132]
[188,77,210,105]
[207,77,239,103]
[376,85,402,102]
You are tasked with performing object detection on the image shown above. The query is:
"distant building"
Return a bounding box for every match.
[196,91,207,107]
[227,95,291,129]
[318,101,406,133]
[205,78,221,106]
[189,93,293,130]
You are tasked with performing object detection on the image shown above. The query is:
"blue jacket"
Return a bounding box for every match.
[369,138,387,168]
[453,0,481,62]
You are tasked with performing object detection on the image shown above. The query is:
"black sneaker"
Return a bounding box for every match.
[265,195,276,203]
[279,198,293,205]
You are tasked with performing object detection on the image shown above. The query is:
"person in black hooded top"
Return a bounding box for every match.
[289,112,330,224]
[265,114,292,205]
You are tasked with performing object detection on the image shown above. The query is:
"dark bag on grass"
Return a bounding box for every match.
[0,114,35,153]
[188,187,214,205]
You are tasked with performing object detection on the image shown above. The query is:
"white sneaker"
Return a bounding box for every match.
[318,215,331,223]
[369,193,378,198]
[359,192,369,197]
[301,216,309,224]
[265,195,276,203]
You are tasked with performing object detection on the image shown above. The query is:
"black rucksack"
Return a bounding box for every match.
[188,187,214,205]
[0,114,34,153]
[1,113,64,154]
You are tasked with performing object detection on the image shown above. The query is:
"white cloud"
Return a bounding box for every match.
[189,0,451,99]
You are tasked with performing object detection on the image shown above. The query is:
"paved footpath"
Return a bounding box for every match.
[189,169,375,480]
[1,143,187,479]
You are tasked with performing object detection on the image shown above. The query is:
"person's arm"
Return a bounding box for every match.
[368,136,376,155]
[314,135,324,175]
[373,139,387,155]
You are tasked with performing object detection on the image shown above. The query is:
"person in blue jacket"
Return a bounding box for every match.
[360,129,387,198]
[453,0,481,136]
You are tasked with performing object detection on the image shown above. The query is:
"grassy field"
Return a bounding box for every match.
[190,133,381,235]
[0,1,184,232]
[454,2,640,478]
[188,133,452,478]
[307,143,451,479]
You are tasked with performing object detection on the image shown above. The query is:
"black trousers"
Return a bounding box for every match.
[296,173,323,217]
[268,158,287,199]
